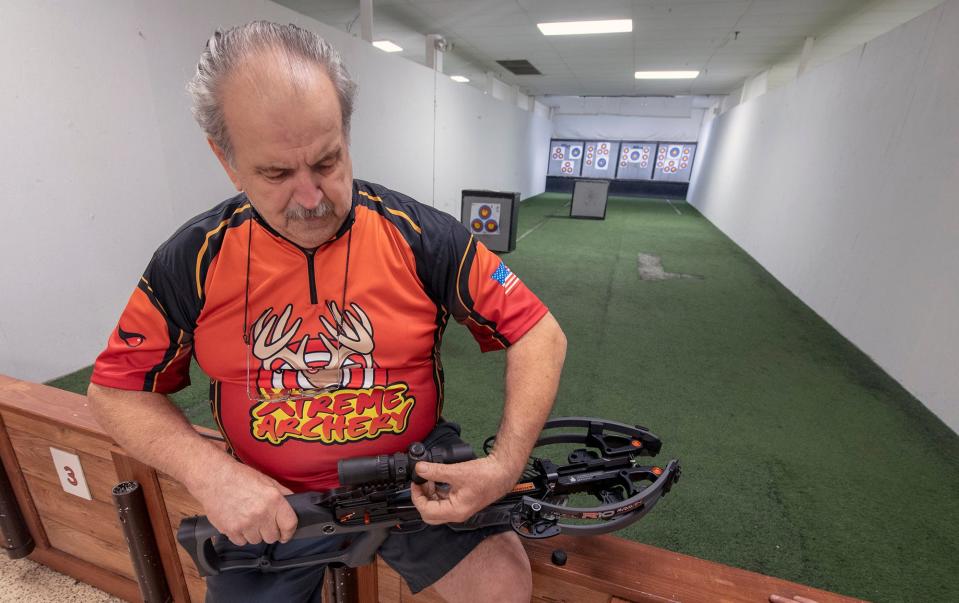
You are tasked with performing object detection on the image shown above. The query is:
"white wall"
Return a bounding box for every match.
[0,0,550,384]
[545,95,718,141]
[688,0,959,432]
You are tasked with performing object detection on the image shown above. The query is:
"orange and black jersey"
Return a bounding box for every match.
[92,180,548,491]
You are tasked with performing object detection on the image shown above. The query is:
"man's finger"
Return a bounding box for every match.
[415,460,466,483]
[260,522,281,544]
[276,502,298,543]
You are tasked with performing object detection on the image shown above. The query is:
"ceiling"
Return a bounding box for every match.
[275,0,941,97]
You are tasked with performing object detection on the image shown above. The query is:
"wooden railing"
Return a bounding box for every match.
[0,375,867,602]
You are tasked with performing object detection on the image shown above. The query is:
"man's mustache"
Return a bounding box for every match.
[286,200,334,221]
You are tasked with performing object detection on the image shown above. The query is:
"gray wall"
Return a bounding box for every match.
[688,0,959,432]
[546,95,718,142]
[0,0,550,383]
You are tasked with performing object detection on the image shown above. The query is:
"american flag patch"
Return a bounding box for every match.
[491,261,520,295]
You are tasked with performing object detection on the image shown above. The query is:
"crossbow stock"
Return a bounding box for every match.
[177,417,681,576]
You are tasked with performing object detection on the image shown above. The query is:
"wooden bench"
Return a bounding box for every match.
[0,375,867,602]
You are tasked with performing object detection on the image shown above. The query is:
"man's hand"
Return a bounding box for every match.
[186,459,298,546]
[410,456,517,524]
[86,384,299,547]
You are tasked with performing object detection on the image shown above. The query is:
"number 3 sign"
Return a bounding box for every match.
[50,448,92,500]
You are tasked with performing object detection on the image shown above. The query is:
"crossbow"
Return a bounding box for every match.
[177,417,681,576]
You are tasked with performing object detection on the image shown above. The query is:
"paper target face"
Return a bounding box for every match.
[640,161,647,168]
[669,146,681,158]
[551,145,565,160]
[470,202,501,234]
[561,160,574,174]
[628,149,642,163]
[596,157,608,170]
[569,145,583,160]
[596,142,610,157]
[620,161,626,167]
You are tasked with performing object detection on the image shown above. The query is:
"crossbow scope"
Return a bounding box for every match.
[338,441,474,486]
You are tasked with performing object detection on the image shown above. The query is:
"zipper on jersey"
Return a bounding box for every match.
[304,249,318,304]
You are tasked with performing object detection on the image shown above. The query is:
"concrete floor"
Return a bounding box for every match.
[0,555,120,602]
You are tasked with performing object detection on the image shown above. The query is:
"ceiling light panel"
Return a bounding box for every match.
[537,19,632,36]
[372,40,403,52]
[450,75,470,83]
[634,70,700,79]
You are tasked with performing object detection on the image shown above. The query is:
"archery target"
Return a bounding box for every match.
[561,160,574,174]
[597,143,610,169]
[469,201,501,234]
[628,149,642,163]
[551,145,565,160]
[569,145,583,160]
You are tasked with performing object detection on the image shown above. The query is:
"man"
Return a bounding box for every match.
[88,21,565,602]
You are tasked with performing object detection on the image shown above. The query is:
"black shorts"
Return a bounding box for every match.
[204,420,511,602]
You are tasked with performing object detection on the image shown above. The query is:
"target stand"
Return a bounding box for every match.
[461,190,520,253]
[570,179,610,220]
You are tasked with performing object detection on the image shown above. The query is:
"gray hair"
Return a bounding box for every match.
[187,21,357,163]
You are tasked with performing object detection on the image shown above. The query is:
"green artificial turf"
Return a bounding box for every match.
[47,193,959,602]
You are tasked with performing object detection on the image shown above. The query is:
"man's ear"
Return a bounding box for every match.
[208,138,243,192]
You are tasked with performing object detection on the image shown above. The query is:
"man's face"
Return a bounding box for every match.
[212,53,354,249]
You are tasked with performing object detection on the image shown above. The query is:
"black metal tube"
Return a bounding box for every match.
[330,565,360,603]
[112,480,171,603]
[0,458,34,559]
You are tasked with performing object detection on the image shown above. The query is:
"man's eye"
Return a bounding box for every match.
[263,170,289,180]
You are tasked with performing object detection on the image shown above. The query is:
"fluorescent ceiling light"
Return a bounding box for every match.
[635,70,700,79]
[372,40,403,52]
[450,75,470,83]
[537,19,632,36]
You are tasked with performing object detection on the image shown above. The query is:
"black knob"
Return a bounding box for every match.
[551,549,567,566]
[409,442,426,458]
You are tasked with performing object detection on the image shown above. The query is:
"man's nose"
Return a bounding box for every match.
[290,169,324,209]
